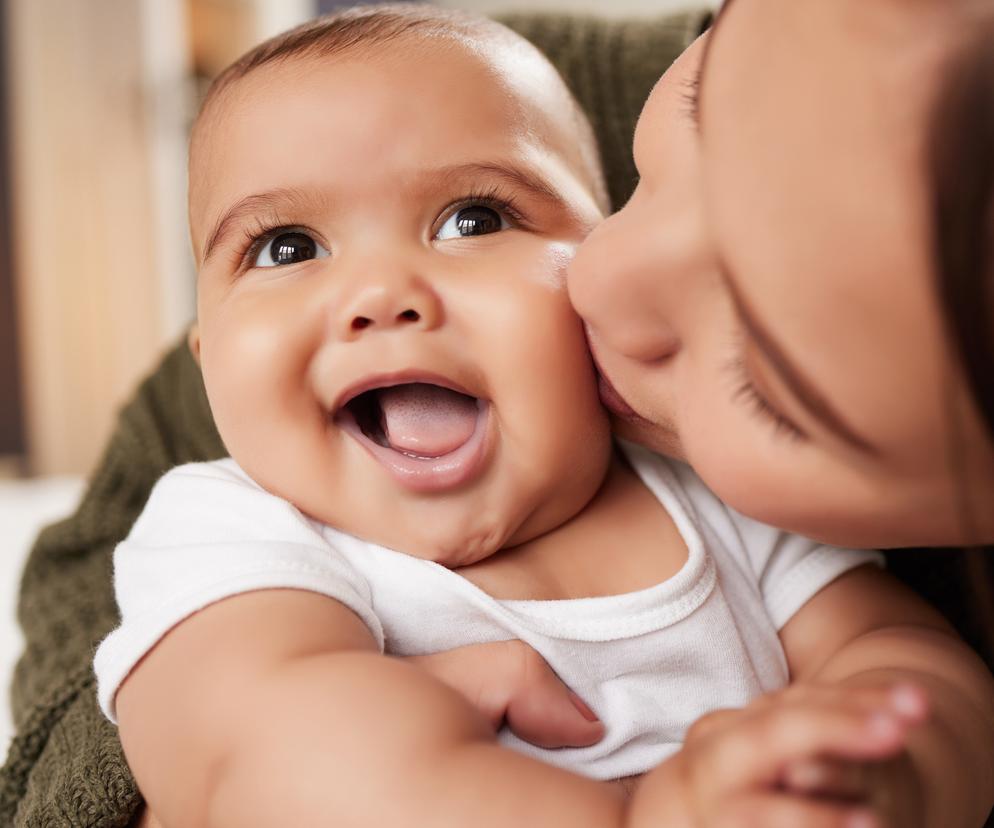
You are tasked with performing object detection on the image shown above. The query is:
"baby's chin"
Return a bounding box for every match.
[612,415,686,461]
[374,520,510,569]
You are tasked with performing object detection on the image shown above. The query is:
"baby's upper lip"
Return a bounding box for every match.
[330,369,482,414]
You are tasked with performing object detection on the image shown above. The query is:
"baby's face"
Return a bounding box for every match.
[189,40,609,565]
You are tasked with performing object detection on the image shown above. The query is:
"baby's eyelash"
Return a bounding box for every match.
[237,216,308,270]
[445,184,528,228]
[725,352,806,443]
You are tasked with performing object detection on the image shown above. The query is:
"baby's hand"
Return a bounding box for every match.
[407,640,605,748]
[629,682,928,828]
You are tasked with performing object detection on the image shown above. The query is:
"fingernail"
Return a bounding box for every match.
[785,760,825,790]
[867,712,900,740]
[890,684,928,720]
[846,811,877,828]
[568,691,600,722]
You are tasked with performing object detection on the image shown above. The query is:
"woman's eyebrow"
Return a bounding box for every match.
[720,259,877,454]
[697,0,739,131]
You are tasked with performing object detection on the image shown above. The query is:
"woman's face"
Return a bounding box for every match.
[569,1,994,548]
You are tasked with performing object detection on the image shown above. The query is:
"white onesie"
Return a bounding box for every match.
[94,442,880,780]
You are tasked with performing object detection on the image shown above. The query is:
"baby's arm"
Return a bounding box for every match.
[117,589,627,828]
[777,564,994,826]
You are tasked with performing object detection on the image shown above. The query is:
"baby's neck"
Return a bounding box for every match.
[456,448,688,601]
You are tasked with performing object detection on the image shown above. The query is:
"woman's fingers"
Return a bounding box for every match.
[706,704,905,788]
[714,792,879,828]
[408,640,604,748]
[782,757,869,800]
[503,641,605,748]
[686,683,928,797]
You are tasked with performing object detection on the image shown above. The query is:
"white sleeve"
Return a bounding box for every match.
[726,509,884,631]
[93,460,384,723]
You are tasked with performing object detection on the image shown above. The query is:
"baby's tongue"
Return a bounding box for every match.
[377,383,478,456]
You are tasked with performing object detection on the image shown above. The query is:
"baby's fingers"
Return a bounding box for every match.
[715,793,878,828]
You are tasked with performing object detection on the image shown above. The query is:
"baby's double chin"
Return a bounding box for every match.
[421,527,508,570]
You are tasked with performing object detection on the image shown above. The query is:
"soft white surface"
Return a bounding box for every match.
[0,477,85,754]
[96,446,880,779]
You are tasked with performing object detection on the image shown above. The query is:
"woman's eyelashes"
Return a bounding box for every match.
[681,66,703,127]
[726,354,807,443]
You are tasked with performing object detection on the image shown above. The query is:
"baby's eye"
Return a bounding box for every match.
[254,231,330,268]
[435,205,509,240]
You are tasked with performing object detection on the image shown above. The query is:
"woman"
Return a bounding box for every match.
[571,0,994,552]
[3,3,992,826]
[565,5,994,824]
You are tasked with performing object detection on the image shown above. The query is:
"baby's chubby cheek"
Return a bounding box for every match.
[527,242,577,291]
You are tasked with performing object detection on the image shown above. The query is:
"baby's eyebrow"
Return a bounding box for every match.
[429,162,565,206]
[201,163,568,265]
[202,187,313,265]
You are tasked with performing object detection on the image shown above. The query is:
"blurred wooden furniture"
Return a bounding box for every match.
[3,0,313,475]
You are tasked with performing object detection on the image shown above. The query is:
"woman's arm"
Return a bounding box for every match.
[117,589,628,828]
[779,565,994,827]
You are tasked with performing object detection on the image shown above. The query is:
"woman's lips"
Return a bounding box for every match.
[335,397,492,494]
[583,326,644,420]
[597,372,638,419]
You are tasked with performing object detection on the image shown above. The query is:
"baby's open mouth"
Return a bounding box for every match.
[346,383,480,458]
[334,381,491,492]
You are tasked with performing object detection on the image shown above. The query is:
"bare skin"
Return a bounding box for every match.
[568,2,994,549]
[119,22,994,828]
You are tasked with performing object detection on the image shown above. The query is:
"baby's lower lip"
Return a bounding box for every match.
[335,400,492,493]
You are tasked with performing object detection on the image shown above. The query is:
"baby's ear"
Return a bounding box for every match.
[187,324,201,365]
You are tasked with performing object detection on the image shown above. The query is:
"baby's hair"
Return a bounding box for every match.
[192,3,608,212]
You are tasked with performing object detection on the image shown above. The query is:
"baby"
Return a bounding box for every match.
[95,6,973,827]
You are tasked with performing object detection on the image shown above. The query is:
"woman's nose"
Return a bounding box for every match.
[334,275,443,341]
[568,195,689,364]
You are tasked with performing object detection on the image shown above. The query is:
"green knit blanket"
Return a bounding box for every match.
[0,12,710,825]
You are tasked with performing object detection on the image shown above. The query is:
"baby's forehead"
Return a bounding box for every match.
[195,32,580,145]
[188,31,604,249]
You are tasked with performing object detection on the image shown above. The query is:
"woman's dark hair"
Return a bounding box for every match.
[931,13,994,441]
[928,12,994,666]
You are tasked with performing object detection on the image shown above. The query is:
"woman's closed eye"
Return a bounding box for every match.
[252,228,330,268]
[726,351,807,443]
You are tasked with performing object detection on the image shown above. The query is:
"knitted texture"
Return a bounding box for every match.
[2,343,225,826]
[497,11,712,210]
[0,12,708,825]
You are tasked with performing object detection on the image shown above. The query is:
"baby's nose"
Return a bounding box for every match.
[336,280,442,340]
[350,305,420,332]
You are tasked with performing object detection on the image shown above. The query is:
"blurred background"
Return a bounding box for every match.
[0,0,716,749]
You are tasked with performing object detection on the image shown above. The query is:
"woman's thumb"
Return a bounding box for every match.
[504,665,604,749]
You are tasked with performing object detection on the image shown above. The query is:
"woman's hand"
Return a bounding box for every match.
[407,640,604,748]
[629,682,928,828]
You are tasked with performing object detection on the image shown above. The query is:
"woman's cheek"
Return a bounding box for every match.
[680,393,791,522]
